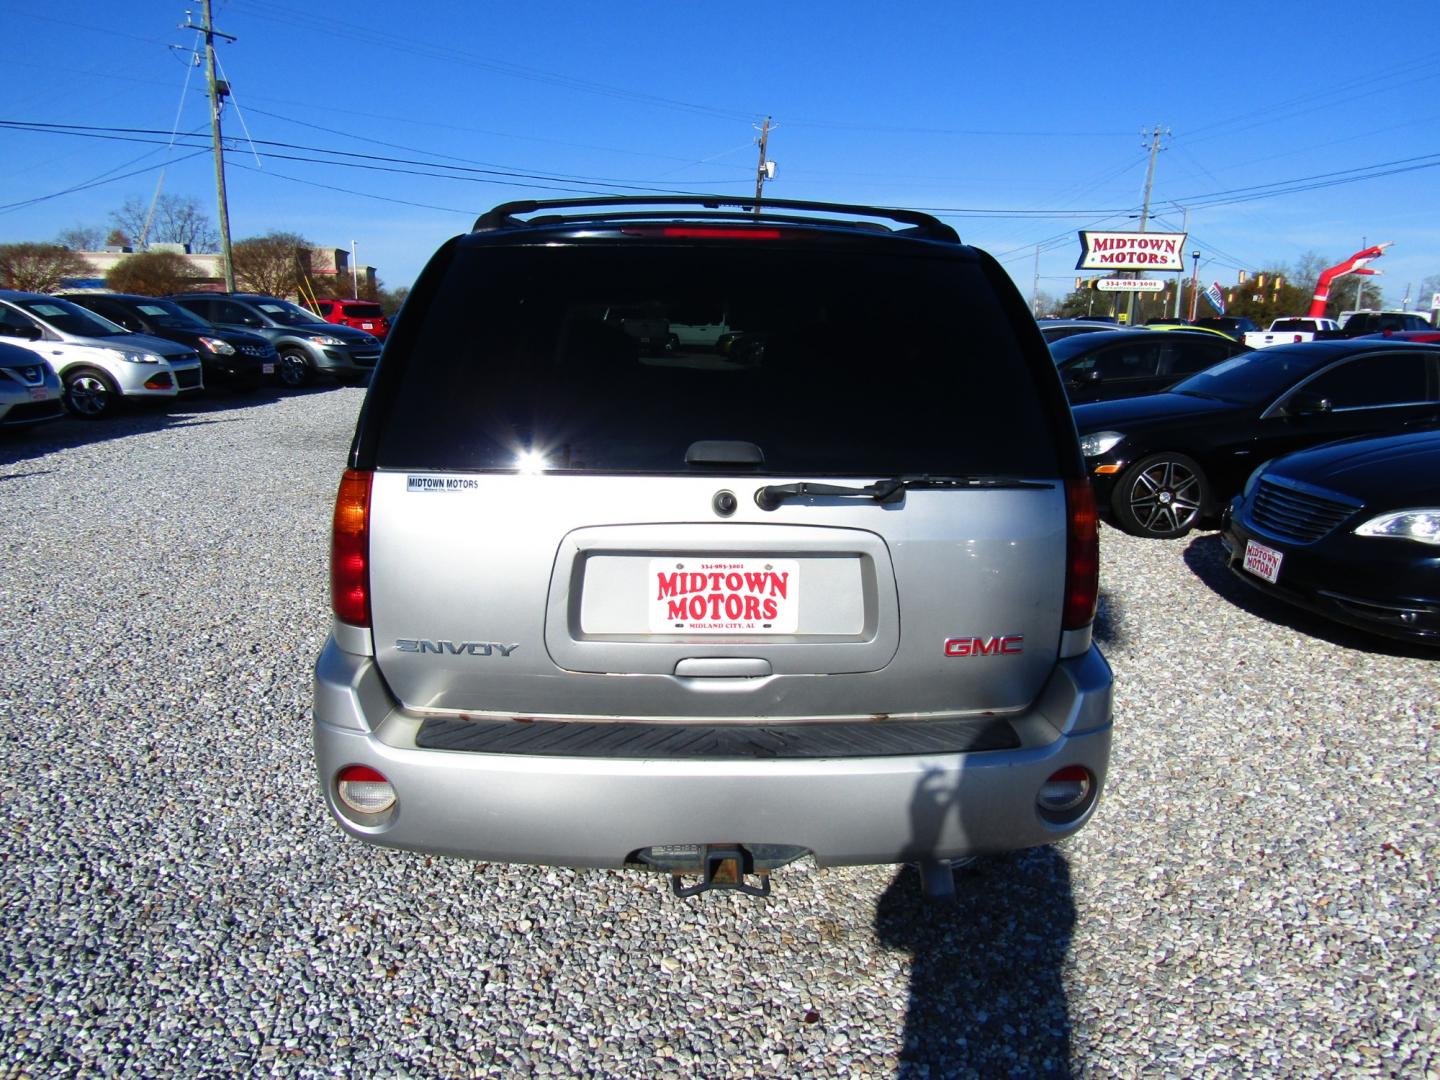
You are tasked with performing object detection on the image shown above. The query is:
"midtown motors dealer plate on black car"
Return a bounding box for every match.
[1243,539,1284,584]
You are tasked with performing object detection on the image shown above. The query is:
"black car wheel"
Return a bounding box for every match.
[278,350,314,388]
[1112,452,1209,539]
[63,367,120,419]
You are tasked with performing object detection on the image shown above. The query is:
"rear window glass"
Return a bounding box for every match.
[374,244,1061,476]
[342,303,384,317]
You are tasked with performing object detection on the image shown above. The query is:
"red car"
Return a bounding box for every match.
[313,298,390,340]
[1358,329,1440,344]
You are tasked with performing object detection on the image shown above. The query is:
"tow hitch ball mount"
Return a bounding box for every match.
[668,845,771,898]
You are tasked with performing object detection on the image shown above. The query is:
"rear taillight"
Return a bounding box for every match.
[331,469,373,626]
[1063,479,1099,630]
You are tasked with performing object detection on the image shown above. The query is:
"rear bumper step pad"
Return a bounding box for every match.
[415,715,1020,759]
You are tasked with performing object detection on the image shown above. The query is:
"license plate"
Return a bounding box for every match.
[648,558,799,633]
[262,363,276,374]
[29,388,49,400]
[1243,539,1283,584]
[361,322,374,329]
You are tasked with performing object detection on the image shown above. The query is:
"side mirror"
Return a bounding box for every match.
[1287,390,1332,416]
[0,323,41,341]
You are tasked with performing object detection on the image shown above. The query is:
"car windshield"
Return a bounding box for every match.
[134,300,212,331]
[1167,346,1331,404]
[256,300,328,326]
[14,297,127,337]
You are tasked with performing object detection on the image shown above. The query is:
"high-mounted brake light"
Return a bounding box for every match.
[660,226,782,240]
[331,469,373,627]
[1063,479,1100,630]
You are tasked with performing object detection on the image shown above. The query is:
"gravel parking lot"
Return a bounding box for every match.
[1,389,1436,1077]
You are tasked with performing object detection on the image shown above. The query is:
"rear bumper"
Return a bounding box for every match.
[312,640,1113,869]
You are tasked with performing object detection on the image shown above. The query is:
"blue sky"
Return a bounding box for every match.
[3,1,1438,309]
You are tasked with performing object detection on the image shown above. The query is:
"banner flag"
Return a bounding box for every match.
[1202,281,1226,314]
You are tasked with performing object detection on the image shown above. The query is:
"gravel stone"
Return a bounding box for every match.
[0,388,1435,1077]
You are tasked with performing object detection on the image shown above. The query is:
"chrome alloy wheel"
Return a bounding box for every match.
[1120,455,1205,538]
[65,371,115,418]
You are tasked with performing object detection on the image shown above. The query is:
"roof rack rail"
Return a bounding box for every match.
[473,195,959,243]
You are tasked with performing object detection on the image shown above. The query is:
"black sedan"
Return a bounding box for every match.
[57,292,277,391]
[1073,339,1440,538]
[1049,329,1249,404]
[1221,428,1440,645]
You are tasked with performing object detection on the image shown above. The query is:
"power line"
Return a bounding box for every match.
[6,119,1438,235]
[0,148,211,215]
[0,120,755,194]
[230,0,763,124]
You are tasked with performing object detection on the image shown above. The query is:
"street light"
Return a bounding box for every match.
[1188,250,1202,321]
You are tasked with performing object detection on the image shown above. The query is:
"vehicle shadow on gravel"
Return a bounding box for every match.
[1182,533,1436,659]
[874,848,1075,1077]
[876,764,1075,1075]
[0,384,351,467]
[1093,588,1124,648]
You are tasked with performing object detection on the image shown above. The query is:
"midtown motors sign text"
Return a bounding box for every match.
[1077,231,1188,272]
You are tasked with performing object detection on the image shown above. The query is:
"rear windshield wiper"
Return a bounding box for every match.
[755,475,1052,510]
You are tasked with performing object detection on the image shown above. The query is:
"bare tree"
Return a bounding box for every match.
[0,243,93,292]
[105,251,204,296]
[109,194,219,252]
[231,232,312,297]
[56,224,106,251]
[1288,251,1328,296]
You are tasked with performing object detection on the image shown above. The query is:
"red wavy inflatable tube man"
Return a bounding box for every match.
[1308,243,1392,318]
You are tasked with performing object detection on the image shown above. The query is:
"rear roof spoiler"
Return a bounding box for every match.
[472,195,959,243]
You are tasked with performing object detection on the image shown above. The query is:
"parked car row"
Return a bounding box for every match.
[0,289,388,422]
[1039,318,1439,645]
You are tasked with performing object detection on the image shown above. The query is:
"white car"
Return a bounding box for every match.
[0,339,63,429]
[0,290,203,419]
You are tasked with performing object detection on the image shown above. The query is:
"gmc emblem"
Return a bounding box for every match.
[944,635,1024,657]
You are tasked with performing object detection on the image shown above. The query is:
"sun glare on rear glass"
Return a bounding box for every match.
[514,450,549,474]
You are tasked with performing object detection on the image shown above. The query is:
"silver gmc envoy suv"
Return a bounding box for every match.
[313,196,1112,898]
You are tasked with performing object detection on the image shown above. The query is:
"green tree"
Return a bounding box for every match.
[1218,270,1308,326]
[104,251,203,296]
[377,283,409,315]
[232,232,312,297]
[0,242,92,292]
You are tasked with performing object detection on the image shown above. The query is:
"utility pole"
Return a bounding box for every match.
[1127,125,1167,326]
[753,116,772,216]
[1172,204,1189,320]
[1033,245,1041,315]
[188,0,237,291]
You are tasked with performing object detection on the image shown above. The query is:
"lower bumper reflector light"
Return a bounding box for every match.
[336,765,396,814]
[1037,765,1094,821]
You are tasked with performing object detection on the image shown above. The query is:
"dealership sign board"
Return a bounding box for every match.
[1097,278,1164,292]
[1077,231,1187,271]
